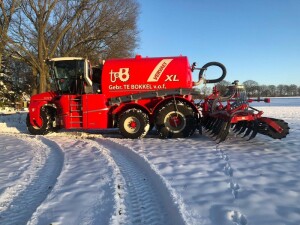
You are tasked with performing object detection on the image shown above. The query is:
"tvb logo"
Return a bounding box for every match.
[110,68,130,82]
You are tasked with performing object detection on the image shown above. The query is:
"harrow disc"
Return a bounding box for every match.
[203,116,232,143]
[203,115,289,143]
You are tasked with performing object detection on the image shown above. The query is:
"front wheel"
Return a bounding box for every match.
[155,101,197,138]
[118,109,150,139]
[26,109,51,135]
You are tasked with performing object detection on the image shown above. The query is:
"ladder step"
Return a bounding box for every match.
[70,97,83,128]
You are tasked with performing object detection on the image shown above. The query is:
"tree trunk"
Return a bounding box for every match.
[38,69,47,93]
[31,66,38,96]
[0,53,2,72]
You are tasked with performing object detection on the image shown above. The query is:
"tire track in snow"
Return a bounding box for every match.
[28,136,117,225]
[96,138,187,225]
[0,134,63,225]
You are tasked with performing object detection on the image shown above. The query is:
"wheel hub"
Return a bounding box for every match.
[169,115,181,127]
[124,116,140,134]
[129,120,137,129]
[164,111,186,133]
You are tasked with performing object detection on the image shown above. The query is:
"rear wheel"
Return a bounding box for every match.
[26,108,51,135]
[119,109,150,139]
[155,101,197,138]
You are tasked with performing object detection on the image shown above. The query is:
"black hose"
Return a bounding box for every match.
[199,62,227,84]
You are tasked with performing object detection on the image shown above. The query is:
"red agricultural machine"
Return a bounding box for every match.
[26,55,289,142]
[201,80,289,142]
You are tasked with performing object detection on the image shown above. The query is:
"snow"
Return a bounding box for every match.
[0,100,300,225]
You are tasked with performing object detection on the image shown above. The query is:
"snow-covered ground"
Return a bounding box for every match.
[0,101,299,225]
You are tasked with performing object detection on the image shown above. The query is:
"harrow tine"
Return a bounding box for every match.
[212,120,226,137]
[210,119,223,136]
[237,121,248,135]
[233,122,243,133]
[208,118,218,133]
[242,123,253,138]
[248,120,258,140]
[214,121,227,140]
[202,117,211,128]
[216,122,230,143]
[207,118,217,131]
[232,122,237,130]
[203,117,212,129]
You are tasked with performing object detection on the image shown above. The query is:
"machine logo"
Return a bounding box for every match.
[147,59,173,82]
[110,68,130,82]
[165,74,179,82]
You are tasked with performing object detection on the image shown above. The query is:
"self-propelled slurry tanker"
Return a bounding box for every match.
[26,55,289,142]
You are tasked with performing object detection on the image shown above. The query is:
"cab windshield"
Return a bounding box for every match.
[50,60,85,94]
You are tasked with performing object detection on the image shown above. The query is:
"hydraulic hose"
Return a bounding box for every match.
[193,61,227,86]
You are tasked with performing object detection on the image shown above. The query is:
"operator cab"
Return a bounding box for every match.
[48,57,94,94]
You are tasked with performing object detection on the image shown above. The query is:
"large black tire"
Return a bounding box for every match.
[26,108,51,135]
[155,101,197,138]
[119,109,150,139]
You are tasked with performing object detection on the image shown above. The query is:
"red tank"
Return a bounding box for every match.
[101,55,193,98]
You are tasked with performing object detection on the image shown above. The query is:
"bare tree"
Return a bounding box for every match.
[8,0,139,94]
[243,80,259,97]
[288,84,298,96]
[0,0,20,71]
[8,0,90,94]
[276,84,286,96]
[259,85,270,97]
[267,85,276,96]
[56,0,139,62]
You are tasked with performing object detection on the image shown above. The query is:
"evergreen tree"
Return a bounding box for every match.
[0,57,15,107]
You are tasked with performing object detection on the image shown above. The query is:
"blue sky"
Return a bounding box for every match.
[136,0,300,85]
